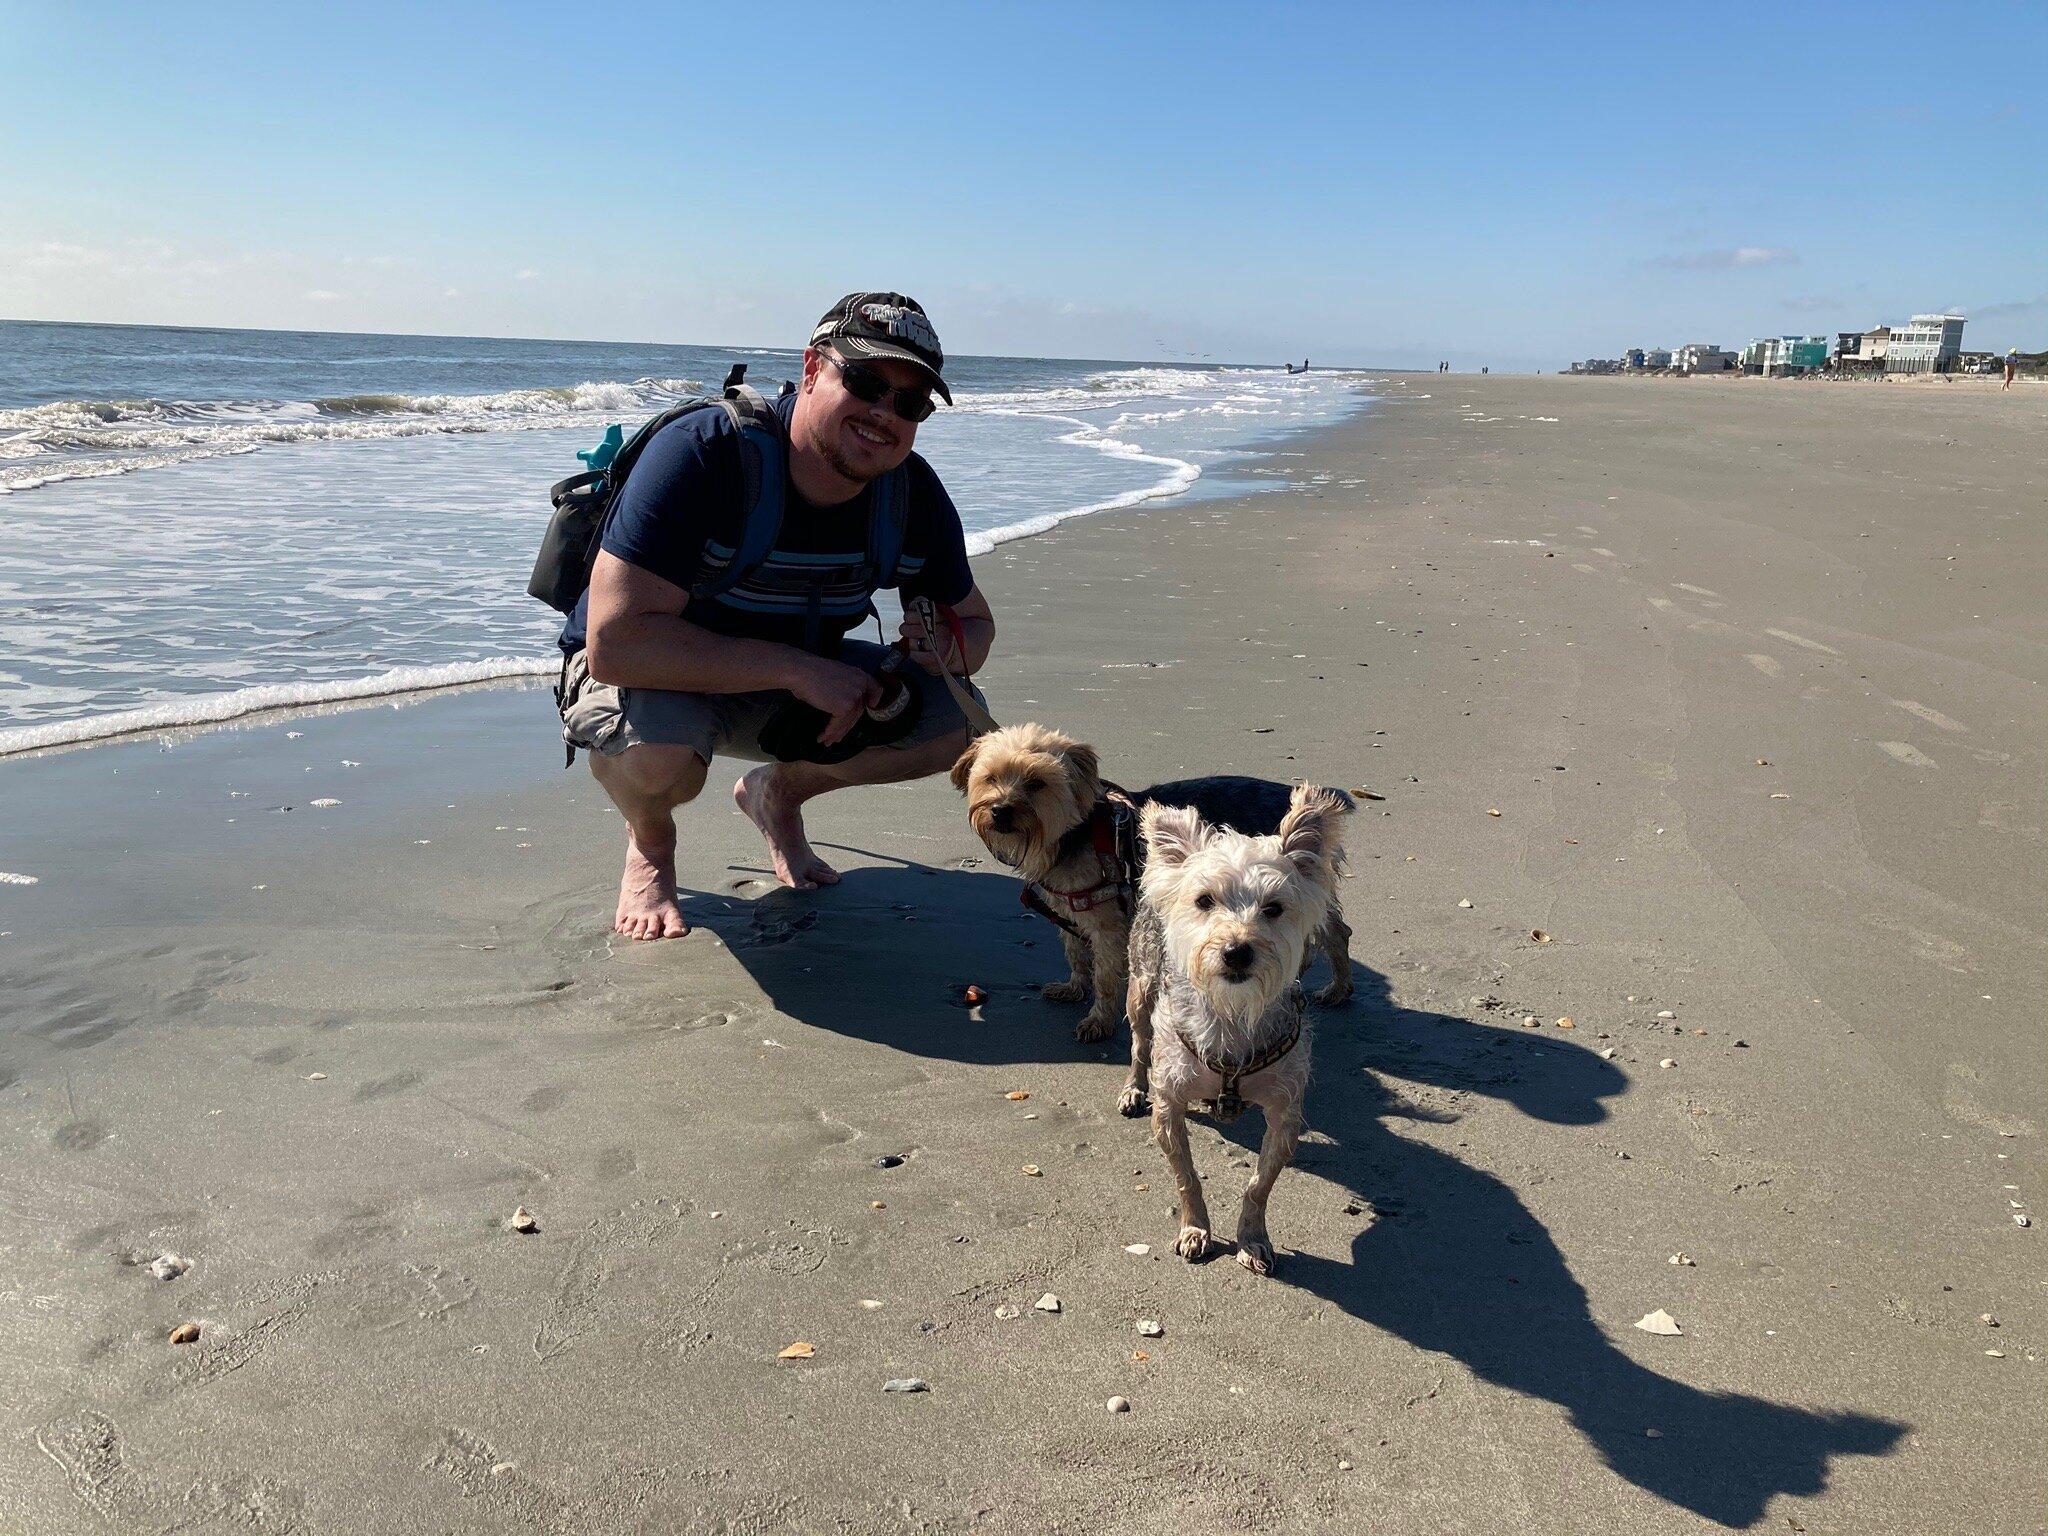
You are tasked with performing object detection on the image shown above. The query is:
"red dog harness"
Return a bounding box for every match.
[1020,789,1141,936]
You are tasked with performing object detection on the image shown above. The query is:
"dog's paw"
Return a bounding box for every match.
[1175,1225,1215,1262]
[1314,978,1353,1008]
[1040,980,1089,1005]
[1116,1084,1150,1118]
[1234,1233,1277,1277]
[1073,1014,1117,1044]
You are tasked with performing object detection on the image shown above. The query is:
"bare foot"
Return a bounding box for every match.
[734,767,839,890]
[615,833,688,940]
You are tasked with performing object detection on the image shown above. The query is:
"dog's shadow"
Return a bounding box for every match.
[685,863,1905,1529]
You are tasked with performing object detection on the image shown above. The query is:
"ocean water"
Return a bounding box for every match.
[0,321,1373,752]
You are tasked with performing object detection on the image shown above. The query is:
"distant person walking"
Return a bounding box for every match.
[2005,349,2019,391]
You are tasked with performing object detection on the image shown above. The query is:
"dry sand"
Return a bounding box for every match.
[2,374,2042,1533]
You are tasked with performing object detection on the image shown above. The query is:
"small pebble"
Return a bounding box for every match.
[1645,1427,1663,1439]
[490,1462,516,1476]
[874,1155,903,1170]
[1599,1047,1617,1060]
[1136,1319,1164,1337]
[994,1305,1020,1319]
[1021,1164,1042,1177]
[1668,1253,1695,1266]
[1457,899,1473,909]
[1522,1016,1540,1029]
[1980,1313,1999,1327]
[1125,1243,1151,1255]
[859,1299,885,1310]
[1659,1058,1677,1070]
[962,985,987,1005]
[871,1200,886,1209]
[148,1254,190,1282]
[304,1072,326,1081]
[510,1207,538,1234]
[169,1322,200,1345]
[1338,1459,1353,1471]
[1655,1010,1675,1020]
[1985,1350,2005,1359]
[1555,1017,1574,1029]
[1107,1396,1131,1414]
[882,1377,929,1393]
[2014,1214,2031,1228]
[1034,1293,1061,1313]
[1005,1090,1030,1101]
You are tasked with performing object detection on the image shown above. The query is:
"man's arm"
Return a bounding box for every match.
[583,552,880,735]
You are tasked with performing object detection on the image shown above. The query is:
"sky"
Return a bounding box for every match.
[1,1,2043,369]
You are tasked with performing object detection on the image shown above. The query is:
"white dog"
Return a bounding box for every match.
[1127,784,1349,1276]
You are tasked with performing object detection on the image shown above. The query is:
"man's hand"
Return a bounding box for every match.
[786,654,883,746]
[897,605,960,675]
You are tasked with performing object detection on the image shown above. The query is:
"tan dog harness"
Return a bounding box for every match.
[1171,985,1305,1123]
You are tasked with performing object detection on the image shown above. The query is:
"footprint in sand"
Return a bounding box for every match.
[1878,741,1937,769]
[1889,700,1968,734]
[1744,654,1783,677]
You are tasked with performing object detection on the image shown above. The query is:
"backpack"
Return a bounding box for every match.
[527,365,910,630]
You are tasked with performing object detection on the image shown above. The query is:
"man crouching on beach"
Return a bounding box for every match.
[556,293,995,938]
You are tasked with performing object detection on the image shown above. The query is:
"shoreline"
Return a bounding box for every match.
[3,375,2040,1532]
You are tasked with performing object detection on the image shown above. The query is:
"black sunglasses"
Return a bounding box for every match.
[827,351,938,423]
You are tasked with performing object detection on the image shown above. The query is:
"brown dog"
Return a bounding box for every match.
[953,723,1352,1050]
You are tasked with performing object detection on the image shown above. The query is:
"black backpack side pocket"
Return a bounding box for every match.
[528,470,611,613]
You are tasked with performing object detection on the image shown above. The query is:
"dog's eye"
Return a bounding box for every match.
[1193,892,1216,911]
[1261,902,1285,921]
[1021,776,1043,792]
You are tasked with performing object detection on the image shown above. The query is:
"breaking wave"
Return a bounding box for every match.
[0,378,703,493]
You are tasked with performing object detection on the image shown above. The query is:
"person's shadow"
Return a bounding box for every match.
[683,861,1906,1529]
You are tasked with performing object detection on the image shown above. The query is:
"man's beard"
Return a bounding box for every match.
[812,421,887,486]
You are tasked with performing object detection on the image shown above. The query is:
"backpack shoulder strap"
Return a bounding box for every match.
[868,463,911,588]
[690,384,788,602]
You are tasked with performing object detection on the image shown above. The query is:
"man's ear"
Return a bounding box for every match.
[1142,802,1210,869]
[949,736,982,795]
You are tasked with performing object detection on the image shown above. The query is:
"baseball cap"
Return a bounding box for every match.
[811,292,951,405]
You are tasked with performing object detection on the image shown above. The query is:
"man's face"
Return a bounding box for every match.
[797,346,927,484]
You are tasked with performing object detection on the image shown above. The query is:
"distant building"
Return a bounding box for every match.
[1622,347,1647,370]
[1885,314,1965,375]
[1747,336,1829,376]
[1643,348,1673,370]
[1834,331,1865,360]
[1674,344,1735,374]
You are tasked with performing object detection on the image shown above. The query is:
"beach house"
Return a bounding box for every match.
[1884,314,1965,375]
[1674,344,1735,374]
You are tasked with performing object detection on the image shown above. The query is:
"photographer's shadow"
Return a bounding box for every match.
[1258,965,1905,1529]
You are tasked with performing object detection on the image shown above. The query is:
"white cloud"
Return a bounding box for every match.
[304,289,343,302]
[1644,246,1798,272]
[515,268,540,281]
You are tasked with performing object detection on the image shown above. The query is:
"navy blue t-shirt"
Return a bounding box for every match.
[560,393,973,655]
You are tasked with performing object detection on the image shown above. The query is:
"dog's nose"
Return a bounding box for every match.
[1221,942,1255,973]
[989,804,1016,832]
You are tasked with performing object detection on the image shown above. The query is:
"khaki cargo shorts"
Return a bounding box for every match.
[556,640,986,765]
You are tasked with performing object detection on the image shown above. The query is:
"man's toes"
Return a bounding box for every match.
[657,908,690,938]
[1175,1225,1214,1261]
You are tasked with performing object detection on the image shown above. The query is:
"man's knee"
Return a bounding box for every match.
[595,743,708,804]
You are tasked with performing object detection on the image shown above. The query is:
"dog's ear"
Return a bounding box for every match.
[1062,741,1101,808]
[949,736,982,795]
[1142,802,1210,869]
[1278,783,1350,880]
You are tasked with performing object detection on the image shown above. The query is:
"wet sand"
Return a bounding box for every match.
[2,374,2042,1532]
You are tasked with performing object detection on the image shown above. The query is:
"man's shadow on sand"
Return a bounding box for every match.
[686,861,1905,1530]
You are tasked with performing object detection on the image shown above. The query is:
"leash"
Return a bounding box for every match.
[908,595,1001,737]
